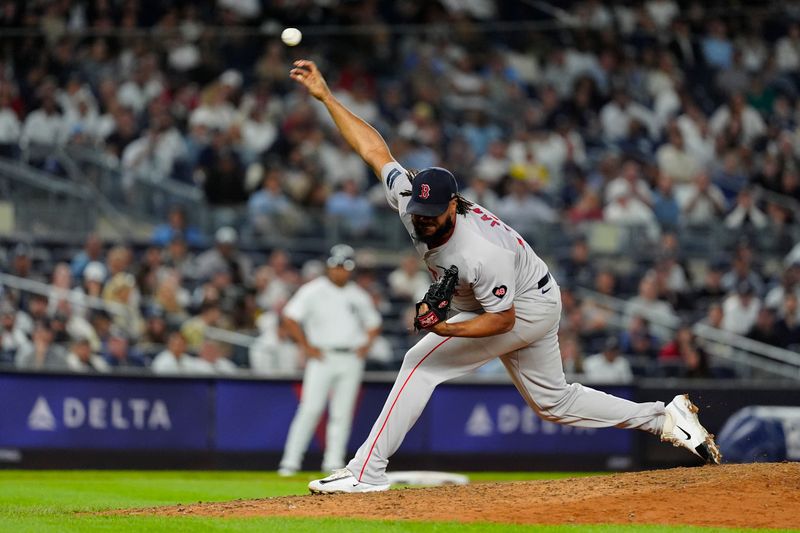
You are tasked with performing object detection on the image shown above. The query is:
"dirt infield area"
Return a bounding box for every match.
[132,463,799,528]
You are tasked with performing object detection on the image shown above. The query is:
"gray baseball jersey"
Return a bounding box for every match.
[382,162,548,313]
[344,162,667,486]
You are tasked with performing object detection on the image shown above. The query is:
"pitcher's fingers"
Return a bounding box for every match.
[293,59,316,71]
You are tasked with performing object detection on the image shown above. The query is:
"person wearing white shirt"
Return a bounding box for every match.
[721,282,762,336]
[675,172,727,226]
[723,188,768,230]
[775,24,800,72]
[151,331,213,375]
[278,245,382,475]
[197,338,239,374]
[20,96,66,148]
[709,94,766,145]
[249,312,301,375]
[66,337,110,373]
[600,91,658,142]
[0,100,20,152]
[583,338,633,384]
[656,127,699,184]
[388,254,431,302]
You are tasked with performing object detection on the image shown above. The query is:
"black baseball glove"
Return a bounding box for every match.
[414,265,459,331]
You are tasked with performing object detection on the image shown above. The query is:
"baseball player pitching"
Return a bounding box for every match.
[289,60,721,494]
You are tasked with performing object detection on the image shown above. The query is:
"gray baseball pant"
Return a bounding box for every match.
[347,281,666,485]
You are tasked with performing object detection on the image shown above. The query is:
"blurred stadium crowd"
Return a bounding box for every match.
[1,0,800,381]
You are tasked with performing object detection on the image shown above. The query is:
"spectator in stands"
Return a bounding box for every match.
[151,205,205,248]
[651,174,680,229]
[461,177,499,212]
[724,187,768,231]
[561,237,595,288]
[19,78,66,149]
[775,293,800,349]
[711,150,750,203]
[196,128,247,205]
[121,110,188,189]
[249,312,301,374]
[387,254,430,302]
[656,125,700,185]
[138,306,169,360]
[253,265,291,312]
[152,330,211,374]
[70,234,104,279]
[197,338,238,374]
[102,332,147,370]
[600,89,656,143]
[693,258,728,309]
[247,166,294,236]
[495,179,557,230]
[181,299,222,352]
[102,272,144,338]
[619,315,659,360]
[764,268,800,311]
[659,325,711,378]
[162,235,199,282]
[195,227,253,285]
[152,269,190,323]
[559,334,583,376]
[624,273,678,333]
[0,82,21,157]
[65,337,110,373]
[747,308,782,347]
[0,302,31,366]
[582,337,633,384]
[721,280,761,335]
[721,250,765,296]
[15,321,68,371]
[325,179,375,237]
[675,171,727,226]
[9,243,42,282]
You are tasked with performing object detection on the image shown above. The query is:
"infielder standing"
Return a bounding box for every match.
[289,61,721,494]
[278,244,382,475]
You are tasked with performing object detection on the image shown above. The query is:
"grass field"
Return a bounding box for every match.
[0,470,792,532]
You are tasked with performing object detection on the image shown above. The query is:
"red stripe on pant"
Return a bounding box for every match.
[358,336,453,482]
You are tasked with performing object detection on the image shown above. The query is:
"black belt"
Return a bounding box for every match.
[328,347,355,353]
[536,272,551,289]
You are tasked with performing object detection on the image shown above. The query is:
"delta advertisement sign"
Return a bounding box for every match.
[0,374,209,449]
[0,374,632,455]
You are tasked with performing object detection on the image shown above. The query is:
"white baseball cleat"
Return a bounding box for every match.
[308,468,390,494]
[661,394,722,465]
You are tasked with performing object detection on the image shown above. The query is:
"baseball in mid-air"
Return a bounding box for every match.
[281,27,302,46]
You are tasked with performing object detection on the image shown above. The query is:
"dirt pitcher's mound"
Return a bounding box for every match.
[130,463,799,528]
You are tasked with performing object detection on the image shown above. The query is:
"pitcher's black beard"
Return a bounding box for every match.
[412,216,454,247]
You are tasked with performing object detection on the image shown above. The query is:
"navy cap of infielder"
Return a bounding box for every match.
[406,167,458,217]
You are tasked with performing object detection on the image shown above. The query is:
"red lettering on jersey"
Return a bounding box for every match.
[490,220,499,227]
[481,214,491,221]
[517,237,524,246]
[472,207,483,214]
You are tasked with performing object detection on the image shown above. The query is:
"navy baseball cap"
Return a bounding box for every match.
[406,167,458,217]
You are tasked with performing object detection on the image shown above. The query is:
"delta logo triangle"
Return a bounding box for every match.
[28,396,56,431]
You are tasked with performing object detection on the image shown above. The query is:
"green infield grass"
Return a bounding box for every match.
[0,470,793,532]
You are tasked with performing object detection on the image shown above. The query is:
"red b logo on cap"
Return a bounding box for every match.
[419,184,431,199]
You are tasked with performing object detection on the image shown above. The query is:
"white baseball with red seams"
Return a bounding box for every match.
[339,162,671,487]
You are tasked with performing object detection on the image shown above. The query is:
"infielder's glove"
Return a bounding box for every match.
[414,265,459,331]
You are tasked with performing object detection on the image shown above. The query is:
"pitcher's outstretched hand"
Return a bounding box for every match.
[290,60,331,101]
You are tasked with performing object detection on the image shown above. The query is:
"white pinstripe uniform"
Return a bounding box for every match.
[345,162,667,485]
[280,274,382,473]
